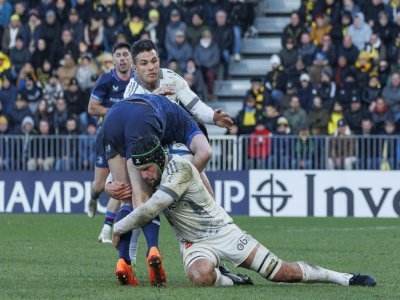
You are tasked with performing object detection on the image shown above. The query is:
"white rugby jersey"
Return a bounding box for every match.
[123,68,214,124]
[159,155,233,243]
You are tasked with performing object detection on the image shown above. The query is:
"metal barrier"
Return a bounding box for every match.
[1,135,399,171]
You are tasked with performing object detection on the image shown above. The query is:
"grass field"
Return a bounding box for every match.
[0,215,399,299]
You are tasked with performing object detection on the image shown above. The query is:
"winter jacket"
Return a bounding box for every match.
[348,12,372,50]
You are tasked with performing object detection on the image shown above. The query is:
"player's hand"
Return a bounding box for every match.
[113,232,120,249]
[153,87,175,96]
[213,108,233,129]
[105,181,132,200]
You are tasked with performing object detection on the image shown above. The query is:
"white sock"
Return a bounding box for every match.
[129,228,141,265]
[297,261,352,286]
[214,268,234,286]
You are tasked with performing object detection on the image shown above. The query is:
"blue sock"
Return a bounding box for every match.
[115,205,133,264]
[104,210,116,226]
[141,215,160,256]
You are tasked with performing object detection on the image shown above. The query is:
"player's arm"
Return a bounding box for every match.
[174,73,233,128]
[88,98,109,116]
[113,159,193,235]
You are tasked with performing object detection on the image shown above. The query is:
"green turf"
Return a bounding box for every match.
[0,215,399,299]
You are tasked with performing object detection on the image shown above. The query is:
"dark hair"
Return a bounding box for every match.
[131,39,157,63]
[112,42,131,54]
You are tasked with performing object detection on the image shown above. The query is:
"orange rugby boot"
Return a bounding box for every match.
[115,258,139,286]
[146,247,167,287]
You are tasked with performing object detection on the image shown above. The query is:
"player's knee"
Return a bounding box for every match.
[186,259,216,286]
[246,244,283,281]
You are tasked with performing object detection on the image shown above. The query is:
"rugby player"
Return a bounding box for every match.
[87,42,135,243]
[102,93,214,286]
[112,136,377,288]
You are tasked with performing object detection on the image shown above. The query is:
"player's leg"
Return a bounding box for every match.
[183,243,251,286]
[98,197,120,243]
[240,244,376,286]
[108,154,138,285]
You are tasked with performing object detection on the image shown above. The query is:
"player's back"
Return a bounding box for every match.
[161,155,233,243]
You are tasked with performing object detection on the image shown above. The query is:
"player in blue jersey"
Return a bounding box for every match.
[102,93,212,286]
[87,42,134,243]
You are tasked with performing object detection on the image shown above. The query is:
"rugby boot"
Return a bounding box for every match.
[219,265,253,285]
[97,224,112,243]
[349,273,377,287]
[147,246,167,287]
[115,258,139,286]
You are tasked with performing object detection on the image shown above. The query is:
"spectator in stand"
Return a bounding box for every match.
[20,74,41,114]
[327,118,356,169]
[373,11,393,47]
[56,53,77,89]
[308,95,330,134]
[27,119,55,171]
[279,38,298,70]
[338,35,360,65]
[236,95,260,135]
[384,0,400,23]
[343,0,360,19]
[268,116,295,169]
[383,72,400,120]
[55,116,80,170]
[79,122,96,170]
[33,99,52,129]
[39,10,61,51]
[10,95,31,134]
[387,32,400,64]
[0,51,10,78]
[75,0,92,25]
[294,123,317,169]
[186,12,209,49]
[354,51,373,89]
[158,0,179,30]
[183,72,207,103]
[298,0,318,27]
[43,72,64,113]
[337,73,360,111]
[362,72,382,107]
[134,0,151,21]
[184,58,208,101]
[0,115,11,169]
[264,54,288,106]
[84,15,104,56]
[54,0,70,26]
[63,8,84,45]
[9,36,30,77]
[331,10,352,47]
[317,0,342,23]
[13,1,28,24]
[345,95,371,134]
[167,30,193,71]
[262,103,280,133]
[246,77,265,112]
[391,13,400,40]
[371,96,394,134]
[103,15,121,53]
[226,0,248,61]
[287,57,307,85]
[180,0,204,25]
[328,101,345,135]
[284,95,308,135]
[53,97,69,134]
[65,77,87,129]
[378,59,390,87]
[363,0,385,28]
[76,53,98,93]
[310,14,332,46]
[297,73,314,112]
[247,121,271,169]
[348,12,372,50]
[316,67,336,108]
[0,0,13,34]
[193,29,220,101]
[203,0,228,28]
[298,32,317,67]
[318,34,337,66]
[379,120,398,169]
[357,117,378,169]
[213,10,233,80]
[165,8,186,58]
[309,52,330,87]
[124,13,145,44]
[145,9,165,58]
[280,81,297,112]
[334,55,354,88]
[51,28,79,68]
[282,11,306,48]
[0,74,16,115]
[31,38,49,71]
[365,33,387,63]
[22,9,41,53]
[1,13,22,54]
[168,58,183,75]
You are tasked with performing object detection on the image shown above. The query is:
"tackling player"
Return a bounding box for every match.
[87,42,134,243]
[112,136,377,288]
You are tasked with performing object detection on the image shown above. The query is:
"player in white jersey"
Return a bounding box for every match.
[111,136,377,288]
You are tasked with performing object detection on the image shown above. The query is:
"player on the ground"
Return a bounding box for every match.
[87,42,134,243]
[111,135,377,288]
[102,93,214,286]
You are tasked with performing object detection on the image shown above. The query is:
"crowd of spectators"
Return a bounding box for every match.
[0,0,257,170]
[231,0,400,170]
